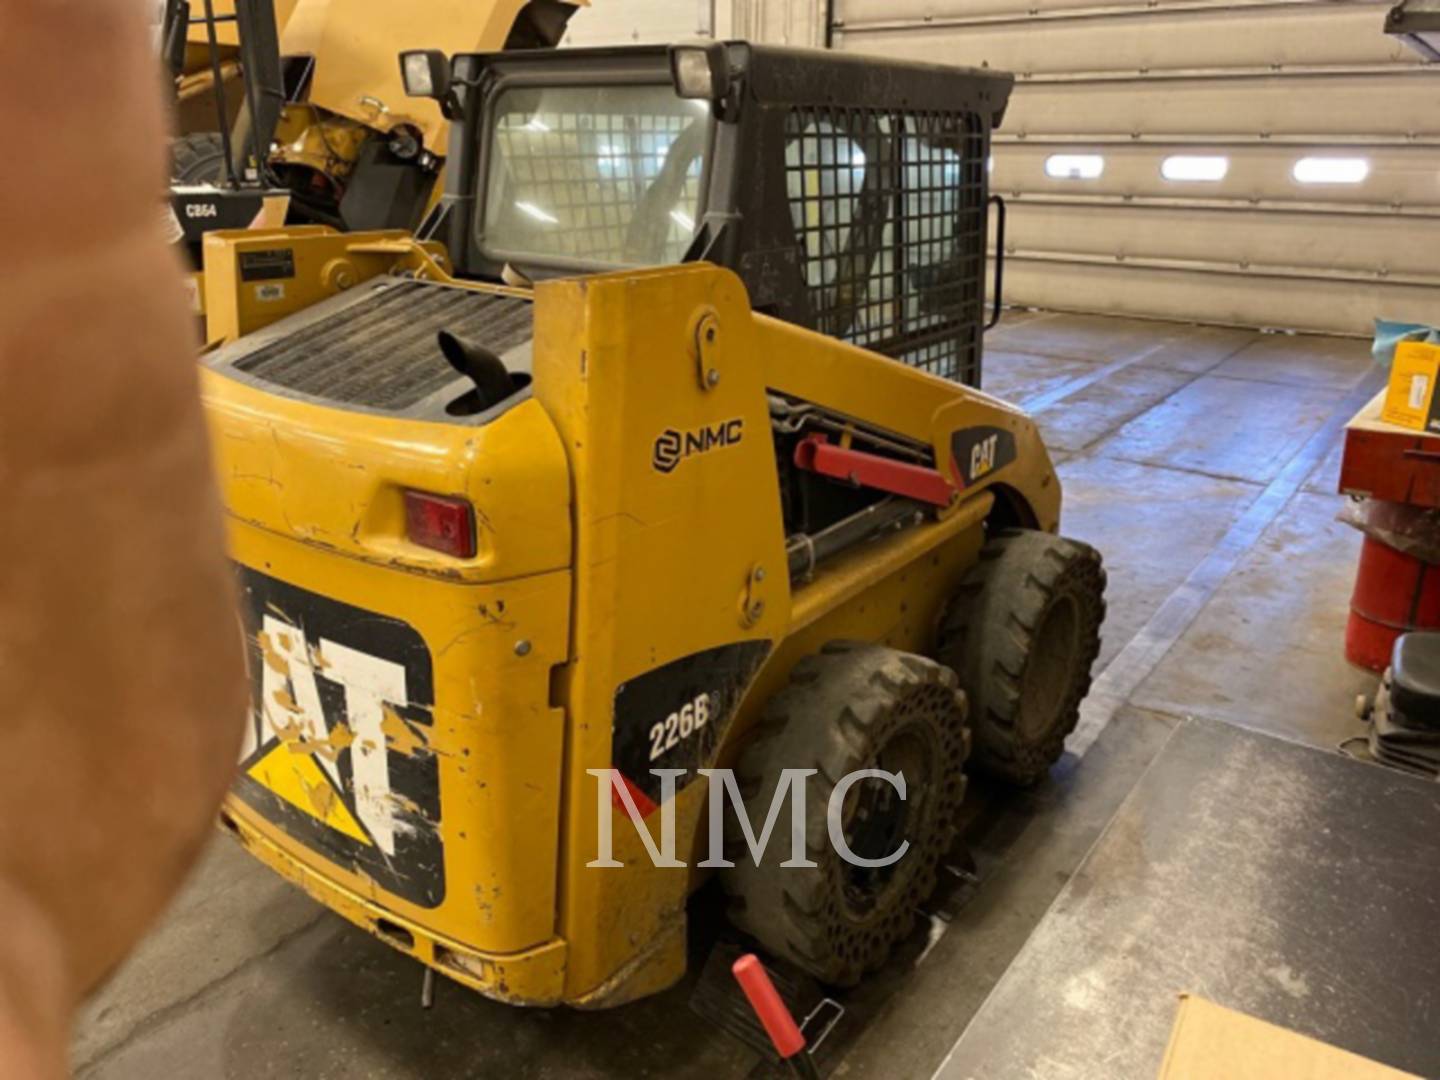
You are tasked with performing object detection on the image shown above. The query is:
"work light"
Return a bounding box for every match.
[672,49,715,99]
[670,42,731,102]
[401,50,450,99]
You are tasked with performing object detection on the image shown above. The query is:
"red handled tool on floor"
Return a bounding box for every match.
[732,954,823,1079]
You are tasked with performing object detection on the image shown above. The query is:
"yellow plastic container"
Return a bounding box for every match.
[1381,341,1440,433]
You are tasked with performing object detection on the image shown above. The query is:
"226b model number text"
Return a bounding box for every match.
[648,691,715,762]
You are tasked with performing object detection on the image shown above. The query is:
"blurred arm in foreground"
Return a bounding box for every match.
[0,1,248,1074]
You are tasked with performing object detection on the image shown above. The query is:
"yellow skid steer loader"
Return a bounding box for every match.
[198,42,1105,1008]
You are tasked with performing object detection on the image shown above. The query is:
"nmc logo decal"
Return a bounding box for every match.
[653,418,745,474]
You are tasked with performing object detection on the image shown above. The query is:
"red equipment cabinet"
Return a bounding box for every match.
[1340,391,1440,671]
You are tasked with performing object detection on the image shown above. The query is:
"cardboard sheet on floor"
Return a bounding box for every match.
[1158,996,1418,1080]
[933,720,1440,1079]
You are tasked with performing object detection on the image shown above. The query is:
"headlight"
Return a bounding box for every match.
[402,54,434,97]
[669,42,735,114]
[672,48,715,99]
[400,51,450,99]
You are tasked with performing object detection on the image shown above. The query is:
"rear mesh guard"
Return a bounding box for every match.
[784,107,987,386]
[233,282,533,411]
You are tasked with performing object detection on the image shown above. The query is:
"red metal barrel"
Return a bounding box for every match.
[1347,534,1440,672]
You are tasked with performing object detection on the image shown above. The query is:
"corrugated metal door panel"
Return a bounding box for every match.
[562,0,709,46]
[1007,74,1440,138]
[999,260,1440,331]
[993,145,1440,207]
[838,5,1411,73]
[838,0,1243,23]
[997,202,1440,279]
[833,0,1440,334]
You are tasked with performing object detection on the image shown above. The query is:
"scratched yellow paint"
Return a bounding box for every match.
[289,722,355,765]
[380,705,427,758]
[246,743,371,845]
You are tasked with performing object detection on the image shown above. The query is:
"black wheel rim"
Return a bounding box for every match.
[1019,595,1081,741]
[840,725,932,917]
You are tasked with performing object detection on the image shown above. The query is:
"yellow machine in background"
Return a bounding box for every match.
[166,1,585,228]
[164,0,584,333]
[196,43,1106,1007]
[170,0,294,136]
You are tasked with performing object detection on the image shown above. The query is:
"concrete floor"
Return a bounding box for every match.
[73,311,1383,1079]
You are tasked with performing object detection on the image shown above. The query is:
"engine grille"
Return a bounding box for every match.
[232,281,533,411]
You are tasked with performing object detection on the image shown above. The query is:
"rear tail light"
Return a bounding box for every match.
[403,490,476,558]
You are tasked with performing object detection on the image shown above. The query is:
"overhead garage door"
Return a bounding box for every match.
[832,0,1440,335]
[562,0,712,46]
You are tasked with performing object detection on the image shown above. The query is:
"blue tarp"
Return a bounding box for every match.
[1374,319,1440,367]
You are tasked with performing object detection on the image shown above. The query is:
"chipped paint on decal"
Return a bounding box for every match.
[232,566,445,908]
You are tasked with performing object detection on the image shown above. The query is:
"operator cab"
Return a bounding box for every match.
[402,42,1011,389]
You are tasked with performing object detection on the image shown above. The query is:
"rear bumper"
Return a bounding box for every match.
[220,801,570,1006]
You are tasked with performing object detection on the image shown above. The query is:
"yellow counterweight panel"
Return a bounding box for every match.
[205,359,575,961]
[222,519,571,954]
[203,377,570,582]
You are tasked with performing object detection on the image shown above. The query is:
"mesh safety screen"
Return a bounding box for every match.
[784,107,987,384]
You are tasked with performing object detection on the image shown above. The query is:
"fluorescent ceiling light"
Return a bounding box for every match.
[1044,154,1104,180]
[1292,157,1370,184]
[1161,155,1229,182]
